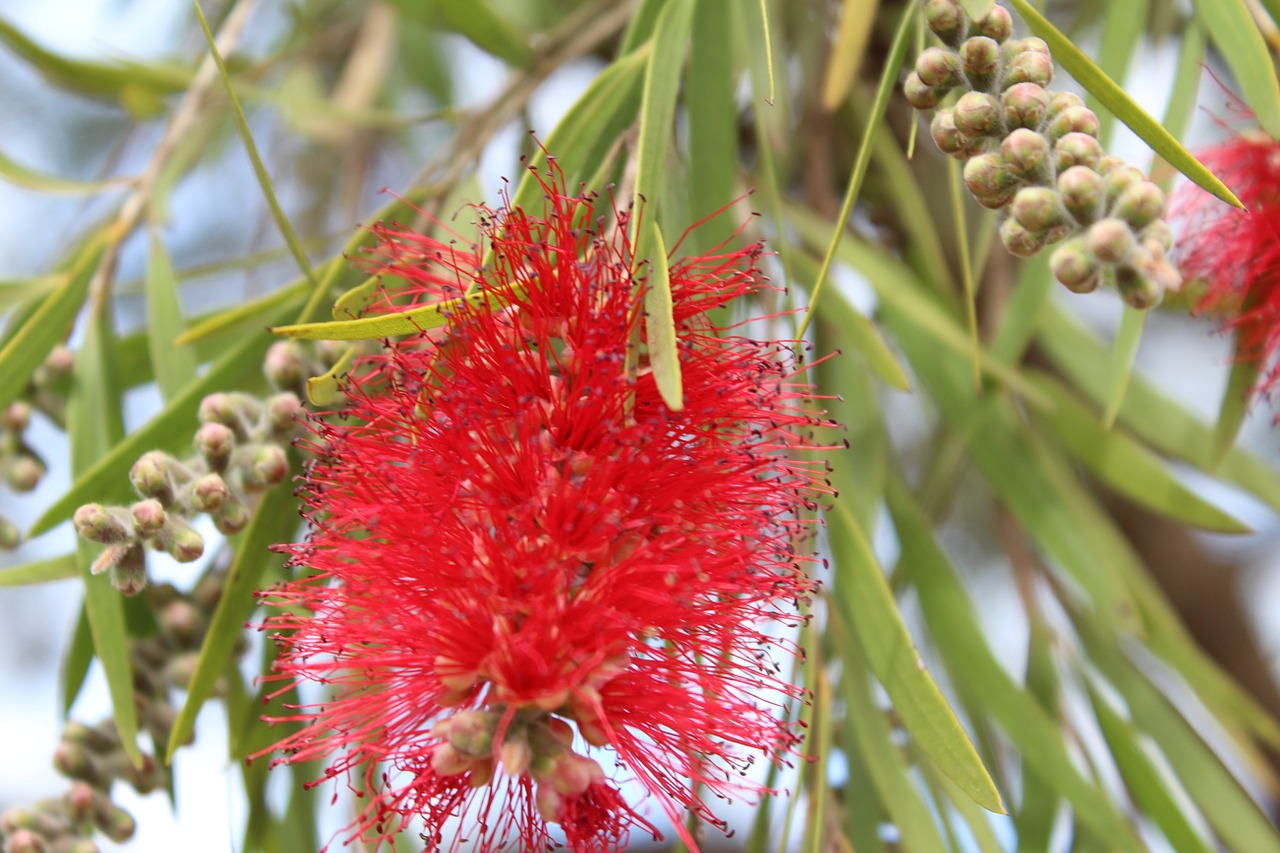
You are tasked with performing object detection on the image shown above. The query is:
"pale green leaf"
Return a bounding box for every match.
[270,283,523,341]
[1212,355,1259,466]
[821,0,880,110]
[0,150,132,195]
[1103,306,1146,430]
[306,345,356,407]
[633,0,695,222]
[641,222,682,411]
[145,235,198,400]
[0,553,78,586]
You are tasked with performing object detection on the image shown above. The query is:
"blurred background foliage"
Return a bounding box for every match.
[4,0,1280,851]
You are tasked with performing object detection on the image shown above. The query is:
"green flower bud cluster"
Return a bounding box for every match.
[0,567,235,853]
[907,0,1180,308]
[0,346,74,550]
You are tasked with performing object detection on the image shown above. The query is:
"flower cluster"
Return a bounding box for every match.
[0,345,74,549]
[1168,131,1280,396]
[254,166,827,851]
[906,0,1180,307]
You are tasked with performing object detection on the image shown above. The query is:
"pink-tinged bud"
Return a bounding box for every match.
[2,401,31,432]
[194,422,235,471]
[1046,106,1099,144]
[7,455,44,492]
[1129,242,1182,295]
[1141,220,1174,253]
[73,504,132,545]
[1117,264,1163,309]
[1095,154,1126,176]
[1001,82,1049,130]
[108,545,148,595]
[903,72,945,110]
[4,828,48,853]
[39,345,75,383]
[214,500,250,536]
[264,341,307,390]
[545,717,575,747]
[915,47,963,88]
[972,4,1012,42]
[1000,218,1045,258]
[1000,128,1051,182]
[963,153,1017,208]
[953,91,1002,138]
[499,738,533,776]
[130,452,174,504]
[188,472,230,513]
[1113,180,1166,230]
[1050,238,1101,293]
[444,710,495,757]
[1053,131,1103,173]
[130,499,167,536]
[431,743,472,777]
[535,784,564,823]
[265,393,302,434]
[1102,165,1145,209]
[1004,51,1053,88]
[63,841,101,853]
[96,805,136,843]
[1045,91,1085,121]
[929,109,967,157]
[53,741,99,783]
[1087,218,1138,264]
[159,600,203,644]
[959,36,1001,91]
[115,753,163,795]
[925,0,966,46]
[548,753,604,796]
[1012,187,1069,234]
[198,392,236,426]
[0,518,18,550]
[1057,165,1105,224]
[63,781,98,822]
[434,655,480,692]
[243,444,289,491]
[164,520,205,563]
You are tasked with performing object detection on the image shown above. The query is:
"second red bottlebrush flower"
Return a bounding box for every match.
[254,163,830,852]
[1170,132,1280,395]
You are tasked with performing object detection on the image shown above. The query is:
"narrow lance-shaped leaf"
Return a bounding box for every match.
[0,554,79,587]
[1192,0,1280,139]
[146,234,199,401]
[632,0,695,225]
[642,221,683,411]
[1004,0,1243,208]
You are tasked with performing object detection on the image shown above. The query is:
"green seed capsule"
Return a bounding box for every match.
[1087,218,1138,264]
[1053,131,1103,172]
[960,36,1002,91]
[1012,186,1070,233]
[953,91,1003,138]
[1057,165,1105,224]
[1050,238,1102,293]
[1001,218,1046,257]
[916,47,964,87]
[1113,180,1166,230]
[1001,128,1051,182]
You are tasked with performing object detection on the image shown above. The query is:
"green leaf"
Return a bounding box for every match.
[1004,0,1243,209]
[0,240,101,412]
[1028,373,1250,533]
[640,222,683,411]
[820,0,880,110]
[686,0,740,253]
[0,149,132,195]
[1102,305,1146,430]
[306,345,356,407]
[386,0,533,68]
[826,500,1004,813]
[1087,0,1149,146]
[61,604,94,716]
[633,0,695,221]
[885,475,1146,851]
[69,301,141,767]
[145,235,199,401]
[269,283,524,341]
[194,1,317,284]
[1212,355,1259,466]
[0,553,78,586]
[797,3,913,338]
[166,485,297,762]
[959,0,996,19]
[619,0,669,56]
[175,280,309,346]
[1193,0,1280,140]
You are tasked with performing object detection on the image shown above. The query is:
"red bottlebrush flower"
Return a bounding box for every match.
[1169,131,1280,394]
[254,163,829,852]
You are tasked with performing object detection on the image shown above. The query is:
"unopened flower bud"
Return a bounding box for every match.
[214,500,250,536]
[536,784,564,823]
[1102,165,1145,209]
[243,444,288,491]
[1000,218,1045,257]
[431,743,473,777]
[1046,106,1099,144]
[61,842,101,853]
[1141,220,1174,252]
[39,345,75,383]
[108,545,148,595]
[973,4,1013,42]
[8,455,44,492]
[164,519,205,563]
[1087,218,1138,263]
[194,422,235,471]
[0,518,18,549]
[1045,91,1085,121]
[53,741,99,784]
[959,36,1001,91]
[164,651,200,690]
[130,452,175,504]
[499,738,534,776]
[1000,128,1051,182]
[1004,50,1054,88]
[4,828,48,853]
[264,341,308,390]
[915,47,963,88]
[1053,131,1104,172]
[1057,165,1105,224]
[63,781,97,822]
[548,753,604,796]
[903,72,945,110]
[159,599,203,644]
[1001,82,1049,130]
[1095,155,1126,176]
[1116,264,1163,309]
[963,153,1018,208]
[130,499,167,537]
[198,392,236,426]
[1113,180,1166,230]
[73,504,131,545]
[266,393,302,434]
[925,0,966,45]
[930,109,967,157]
[115,753,163,795]
[544,717,575,746]
[953,91,1003,138]
[1050,238,1102,293]
[2,401,31,432]
[1012,187,1069,234]
[95,805,136,843]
